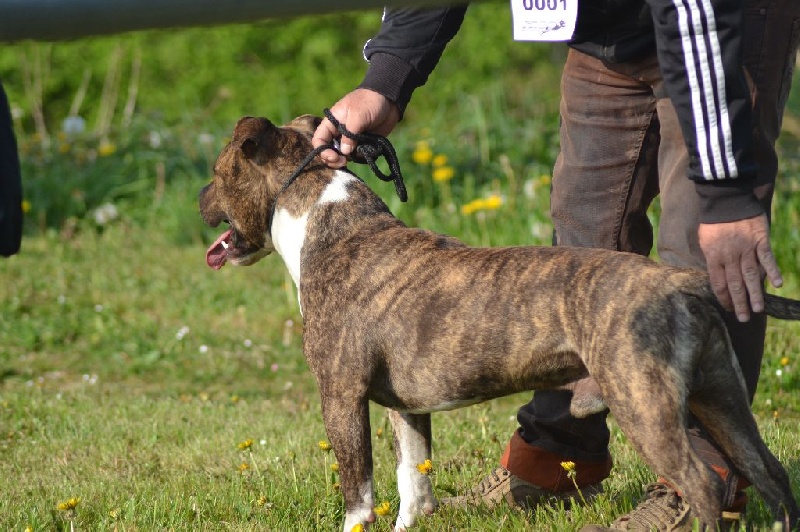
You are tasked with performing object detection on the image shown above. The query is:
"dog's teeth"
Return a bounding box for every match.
[221,240,229,250]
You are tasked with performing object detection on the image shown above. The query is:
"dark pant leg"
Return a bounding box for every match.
[656,0,800,494]
[515,49,663,468]
[0,80,22,257]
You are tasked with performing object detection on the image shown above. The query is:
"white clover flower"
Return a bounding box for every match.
[93,203,119,226]
[176,325,190,341]
[199,345,209,354]
[62,115,86,135]
[198,133,215,146]
[10,104,24,120]
[243,339,253,348]
[148,131,162,149]
[530,221,552,241]
[523,179,537,199]
[94,304,104,312]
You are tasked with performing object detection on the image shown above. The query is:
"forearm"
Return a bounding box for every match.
[358,6,468,115]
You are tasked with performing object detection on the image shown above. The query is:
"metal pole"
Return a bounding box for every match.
[0,0,458,43]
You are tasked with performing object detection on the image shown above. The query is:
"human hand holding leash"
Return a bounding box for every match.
[699,213,782,323]
[312,88,400,168]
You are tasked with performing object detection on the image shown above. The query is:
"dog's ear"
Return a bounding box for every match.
[286,115,323,138]
[232,117,275,159]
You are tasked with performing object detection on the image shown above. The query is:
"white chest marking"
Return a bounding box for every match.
[318,170,357,204]
[272,209,309,292]
[271,170,355,293]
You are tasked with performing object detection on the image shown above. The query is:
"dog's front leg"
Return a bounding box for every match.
[388,409,437,531]
[321,394,376,531]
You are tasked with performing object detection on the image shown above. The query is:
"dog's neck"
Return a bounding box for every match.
[271,169,358,288]
[266,143,337,237]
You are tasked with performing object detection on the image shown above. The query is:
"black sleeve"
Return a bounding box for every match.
[647,0,763,223]
[0,80,22,257]
[358,6,468,115]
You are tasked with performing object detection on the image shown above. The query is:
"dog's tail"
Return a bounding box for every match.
[765,293,800,320]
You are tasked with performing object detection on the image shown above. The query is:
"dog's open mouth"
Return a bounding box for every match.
[206,226,269,269]
[206,227,233,270]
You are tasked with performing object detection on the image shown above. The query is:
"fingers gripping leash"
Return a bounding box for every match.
[267,109,407,235]
[323,108,408,202]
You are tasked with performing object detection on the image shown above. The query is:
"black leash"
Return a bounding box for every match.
[267,108,407,234]
[324,108,408,203]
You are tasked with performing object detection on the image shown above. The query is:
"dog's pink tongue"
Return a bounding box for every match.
[206,228,233,270]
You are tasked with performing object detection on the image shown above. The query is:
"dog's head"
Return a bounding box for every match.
[199,114,322,269]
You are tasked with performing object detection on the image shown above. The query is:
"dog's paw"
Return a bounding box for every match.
[343,508,376,532]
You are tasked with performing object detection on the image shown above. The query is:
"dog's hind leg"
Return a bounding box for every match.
[320,393,376,532]
[388,410,437,531]
[593,358,726,529]
[688,331,800,530]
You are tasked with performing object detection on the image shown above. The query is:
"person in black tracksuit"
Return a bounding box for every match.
[0,79,22,257]
[312,1,800,528]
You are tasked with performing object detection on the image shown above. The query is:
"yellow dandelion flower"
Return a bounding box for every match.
[412,141,433,165]
[238,438,254,451]
[331,462,340,473]
[256,495,268,507]
[416,459,433,475]
[374,501,391,516]
[332,481,341,491]
[109,508,120,519]
[773,410,780,419]
[460,202,478,215]
[25,526,33,532]
[560,461,576,472]
[432,154,448,167]
[351,525,364,532]
[780,356,790,366]
[97,140,117,157]
[483,195,503,210]
[318,440,332,452]
[432,166,455,183]
[376,428,383,438]
[239,462,250,472]
[21,200,31,214]
[57,497,80,511]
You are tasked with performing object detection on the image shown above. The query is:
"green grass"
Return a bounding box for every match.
[2,132,800,530]
[1,5,800,529]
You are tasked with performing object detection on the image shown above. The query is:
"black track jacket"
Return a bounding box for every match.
[357,1,762,224]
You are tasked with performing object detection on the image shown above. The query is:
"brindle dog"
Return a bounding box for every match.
[199,115,799,531]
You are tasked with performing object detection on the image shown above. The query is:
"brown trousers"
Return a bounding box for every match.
[507,0,800,502]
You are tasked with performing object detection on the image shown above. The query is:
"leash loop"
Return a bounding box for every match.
[267,109,408,234]
[323,108,408,202]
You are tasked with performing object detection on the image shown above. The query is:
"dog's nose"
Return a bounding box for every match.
[198,185,226,227]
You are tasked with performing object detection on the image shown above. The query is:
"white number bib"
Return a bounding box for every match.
[510,0,577,42]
